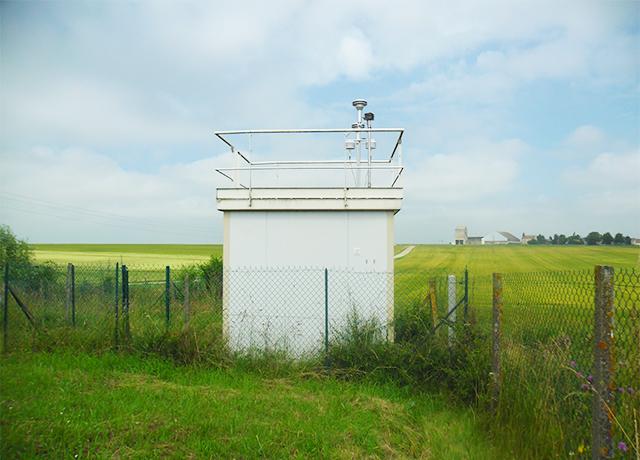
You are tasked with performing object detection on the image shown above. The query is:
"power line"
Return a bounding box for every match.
[0,191,215,233]
[0,191,216,239]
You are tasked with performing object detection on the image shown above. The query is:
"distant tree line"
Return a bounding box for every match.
[527,232,634,246]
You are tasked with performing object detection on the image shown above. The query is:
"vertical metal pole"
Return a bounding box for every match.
[447,274,457,342]
[491,273,503,416]
[464,267,469,322]
[3,263,8,353]
[429,279,438,331]
[165,266,170,330]
[366,121,372,187]
[593,265,614,460]
[324,268,329,353]
[183,273,190,328]
[114,263,119,348]
[70,264,75,327]
[122,265,130,340]
[66,263,72,325]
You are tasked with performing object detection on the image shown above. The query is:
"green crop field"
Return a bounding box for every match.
[32,243,640,273]
[394,244,639,275]
[31,244,221,266]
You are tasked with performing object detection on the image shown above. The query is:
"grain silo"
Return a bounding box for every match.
[214,100,404,354]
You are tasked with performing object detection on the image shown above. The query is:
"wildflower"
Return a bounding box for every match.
[577,371,584,379]
[581,383,590,392]
[618,441,628,453]
[628,387,634,395]
[577,444,585,454]
[617,387,625,394]
[569,360,577,368]
[586,375,593,384]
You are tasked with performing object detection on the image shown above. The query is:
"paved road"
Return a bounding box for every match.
[394,245,416,260]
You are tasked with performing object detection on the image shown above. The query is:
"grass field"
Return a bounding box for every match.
[32,243,640,272]
[0,352,500,459]
[32,244,221,266]
[14,243,640,458]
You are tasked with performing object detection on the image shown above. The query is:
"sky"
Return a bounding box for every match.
[0,0,639,244]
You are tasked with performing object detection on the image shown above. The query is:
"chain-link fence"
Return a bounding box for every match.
[2,262,638,457]
[493,267,639,458]
[0,263,467,357]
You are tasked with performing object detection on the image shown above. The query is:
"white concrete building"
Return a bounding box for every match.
[215,100,404,354]
[454,226,468,245]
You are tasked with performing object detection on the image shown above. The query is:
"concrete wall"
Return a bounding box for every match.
[223,210,395,354]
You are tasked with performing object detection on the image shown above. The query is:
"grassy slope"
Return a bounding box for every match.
[0,353,499,459]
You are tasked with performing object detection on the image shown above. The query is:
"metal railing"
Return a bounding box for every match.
[214,128,404,191]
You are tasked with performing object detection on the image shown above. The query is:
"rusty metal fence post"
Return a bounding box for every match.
[491,273,503,415]
[593,265,615,460]
[429,279,438,331]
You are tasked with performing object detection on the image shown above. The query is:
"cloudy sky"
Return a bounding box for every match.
[1,0,638,243]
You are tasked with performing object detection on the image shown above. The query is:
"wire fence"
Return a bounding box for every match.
[1,263,466,356]
[1,262,639,457]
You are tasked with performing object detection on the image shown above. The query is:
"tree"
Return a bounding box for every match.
[552,234,560,245]
[536,234,547,244]
[624,236,632,245]
[567,233,583,245]
[601,232,613,245]
[0,225,32,267]
[614,233,625,245]
[558,234,567,245]
[0,225,57,290]
[585,231,602,246]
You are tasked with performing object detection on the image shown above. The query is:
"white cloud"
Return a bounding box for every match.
[565,150,640,188]
[565,125,606,150]
[0,147,228,242]
[403,139,526,203]
[337,29,374,80]
[0,1,637,242]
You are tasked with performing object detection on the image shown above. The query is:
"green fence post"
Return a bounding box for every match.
[66,263,73,325]
[463,267,469,322]
[3,263,8,354]
[122,265,130,340]
[114,263,119,349]
[165,266,170,330]
[324,268,329,354]
[71,264,76,327]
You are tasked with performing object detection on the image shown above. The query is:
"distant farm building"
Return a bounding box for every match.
[521,233,536,245]
[454,226,468,245]
[483,231,520,245]
[454,227,522,245]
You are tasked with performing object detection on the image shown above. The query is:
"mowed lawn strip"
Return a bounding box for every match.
[1,352,500,459]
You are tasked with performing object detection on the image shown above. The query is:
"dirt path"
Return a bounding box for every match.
[394,245,416,260]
